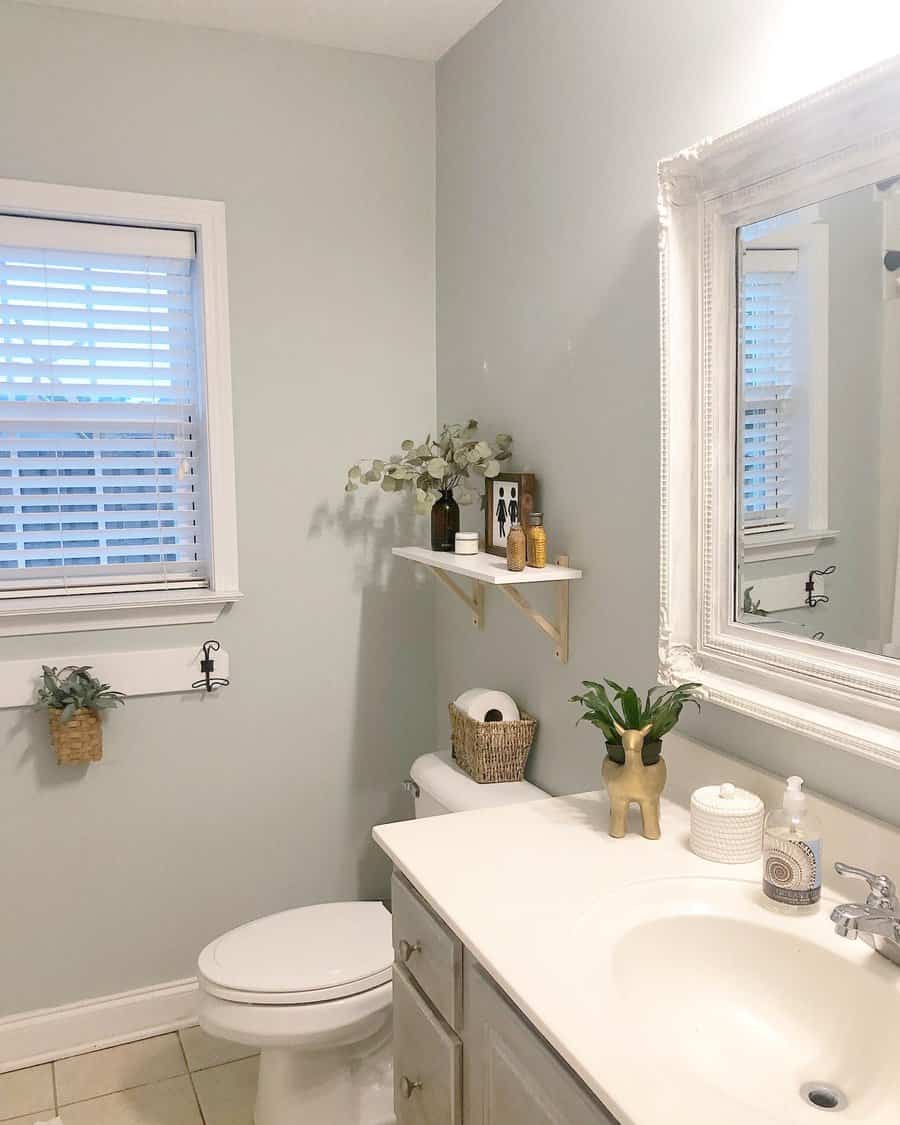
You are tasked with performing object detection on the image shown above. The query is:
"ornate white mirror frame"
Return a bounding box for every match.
[659,56,900,770]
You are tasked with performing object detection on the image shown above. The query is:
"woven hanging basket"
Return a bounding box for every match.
[449,703,537,784]
[49,708,103,765]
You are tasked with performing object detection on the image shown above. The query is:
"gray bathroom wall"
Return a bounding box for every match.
[0,2,435,1016]
[435,0,900,825]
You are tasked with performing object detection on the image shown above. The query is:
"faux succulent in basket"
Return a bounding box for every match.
[569,679,701,765]
[36,666,125,765]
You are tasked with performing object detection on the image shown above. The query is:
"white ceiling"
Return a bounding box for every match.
[18,0,503,60]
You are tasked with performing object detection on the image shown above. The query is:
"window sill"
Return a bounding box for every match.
[0,589,242,638]
[742,528,839,562]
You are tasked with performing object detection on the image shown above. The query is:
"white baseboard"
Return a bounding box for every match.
[0,978,199,1073]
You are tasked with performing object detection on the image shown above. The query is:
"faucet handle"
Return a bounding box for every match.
[834,862,898,911]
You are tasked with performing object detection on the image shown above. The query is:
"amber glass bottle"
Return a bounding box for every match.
[506,522,526,571]
[527,512,547,568]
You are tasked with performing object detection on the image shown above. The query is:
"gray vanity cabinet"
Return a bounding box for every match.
[462,958,615,1125]
[391,872,615,1125]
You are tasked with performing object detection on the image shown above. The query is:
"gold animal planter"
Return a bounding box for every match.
[601,722,666,839]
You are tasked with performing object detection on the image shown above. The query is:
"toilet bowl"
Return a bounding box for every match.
[198,900,394,1125]
[197,751,547,1124]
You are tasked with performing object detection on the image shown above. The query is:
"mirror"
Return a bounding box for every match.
[660,56,900,766]
[736,178,900,656]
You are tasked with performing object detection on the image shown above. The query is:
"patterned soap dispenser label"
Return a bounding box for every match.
[763,836,822,906]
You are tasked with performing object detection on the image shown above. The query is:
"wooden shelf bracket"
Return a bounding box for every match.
[428,566,484,629]
[428,555,571,661]
[497,555,571,663]
[398,547,578,663]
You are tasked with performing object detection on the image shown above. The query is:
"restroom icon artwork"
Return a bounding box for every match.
[493,484,519,544]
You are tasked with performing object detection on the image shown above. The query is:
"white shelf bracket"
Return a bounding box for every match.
[496,555,571,663]
[428,567,484,629]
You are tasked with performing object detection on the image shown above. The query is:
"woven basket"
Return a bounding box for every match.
[49,708,103,765]
[449,703,537,784]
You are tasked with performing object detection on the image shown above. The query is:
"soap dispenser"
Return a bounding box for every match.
[762,776,822,910]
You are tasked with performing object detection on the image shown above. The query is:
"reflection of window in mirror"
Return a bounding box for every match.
[739,207,837,564]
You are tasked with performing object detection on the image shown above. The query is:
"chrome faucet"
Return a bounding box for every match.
[830,862,900,966]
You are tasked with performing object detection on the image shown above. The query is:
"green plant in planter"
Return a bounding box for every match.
[36,665,125,723]
[345,420,513,515]
[569,679,701,765]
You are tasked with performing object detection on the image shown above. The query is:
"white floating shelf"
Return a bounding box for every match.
[392,547,582,585]
[393,547,582,662]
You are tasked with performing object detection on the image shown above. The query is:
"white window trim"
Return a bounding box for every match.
[741,221,832,561]
[0,177,240,636]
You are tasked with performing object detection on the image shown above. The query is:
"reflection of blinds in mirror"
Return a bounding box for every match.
[0,216,207,597]
[741,248,799,531]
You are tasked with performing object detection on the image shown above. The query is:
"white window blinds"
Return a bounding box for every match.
[0,215,207,596]
[740,248,800,532]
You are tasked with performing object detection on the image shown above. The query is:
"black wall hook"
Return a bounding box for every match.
[192,639,230,693]
[806,566,836,608]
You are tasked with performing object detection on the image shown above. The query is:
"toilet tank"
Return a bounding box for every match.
[409,751,547,817]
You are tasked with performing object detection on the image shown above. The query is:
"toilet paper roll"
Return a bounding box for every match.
[453,688,520,724]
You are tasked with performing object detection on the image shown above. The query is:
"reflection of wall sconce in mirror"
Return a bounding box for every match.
[805,565,837,608]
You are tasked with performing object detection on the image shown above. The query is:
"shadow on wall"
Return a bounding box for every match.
[309,492,411,592]
[309,492,435,898]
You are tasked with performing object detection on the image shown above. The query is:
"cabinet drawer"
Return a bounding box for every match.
[394,964,461,1125]
[392,873,462,1028]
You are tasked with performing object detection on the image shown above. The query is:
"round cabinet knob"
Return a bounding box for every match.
[400,1076,422,1099]
[397,939,422,962]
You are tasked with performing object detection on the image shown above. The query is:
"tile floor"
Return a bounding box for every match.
[0,1028,259,1125]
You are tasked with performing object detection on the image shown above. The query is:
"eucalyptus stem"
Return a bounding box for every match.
[346,421,513,515]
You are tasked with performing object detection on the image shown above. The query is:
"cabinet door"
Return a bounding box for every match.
[393,964,462,1125]
[463,957,617,1125]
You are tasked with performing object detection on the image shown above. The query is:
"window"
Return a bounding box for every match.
[740,248,800,532]
[738,220,835,561]
[0,179,239,635]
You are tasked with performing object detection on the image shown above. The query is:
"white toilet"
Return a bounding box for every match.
[197,751,546,1125]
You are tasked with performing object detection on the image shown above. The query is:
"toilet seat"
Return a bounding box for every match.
[198,901,393,1005]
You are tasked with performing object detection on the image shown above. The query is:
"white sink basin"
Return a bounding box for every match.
[577,878,900,1123]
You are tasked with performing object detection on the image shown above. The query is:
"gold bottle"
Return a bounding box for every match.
[506,522,526,572]
[527,512,547,568]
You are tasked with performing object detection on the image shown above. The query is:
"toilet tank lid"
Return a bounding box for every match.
[410,751,547,813]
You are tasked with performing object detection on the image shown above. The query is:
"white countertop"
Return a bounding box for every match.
[373,787,899,1125]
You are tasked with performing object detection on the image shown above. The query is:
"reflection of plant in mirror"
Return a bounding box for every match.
[742,586,769,616]
[36,666,126,724]
[569,678,702,751]
[345,421,512,515]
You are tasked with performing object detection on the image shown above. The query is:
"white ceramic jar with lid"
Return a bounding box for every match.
[690,782,765,863]
[455,531,479,555]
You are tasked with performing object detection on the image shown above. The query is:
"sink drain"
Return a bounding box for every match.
[800,1083,847,1112]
